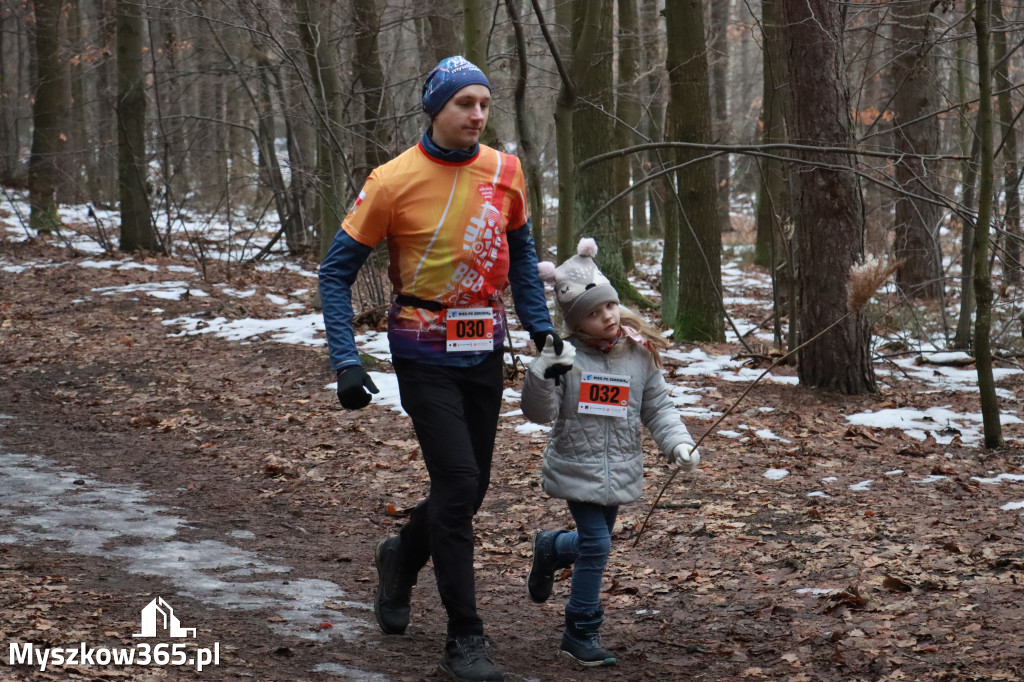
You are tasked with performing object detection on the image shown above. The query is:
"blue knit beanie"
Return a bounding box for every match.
[421,56,491,118]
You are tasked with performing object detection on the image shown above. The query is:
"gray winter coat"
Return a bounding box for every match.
[520,338,695,506]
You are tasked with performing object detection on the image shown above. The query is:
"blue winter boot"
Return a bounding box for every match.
[561,609,616,667]
[527,530,567,603]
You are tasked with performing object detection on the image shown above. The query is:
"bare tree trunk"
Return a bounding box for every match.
[0,8,12,185]
[954,131,981,349]
[892,0,942,299]
[570,0,642,301]
[427,0,460,65]
[28,0,66,234]
[67,0,87,203]
[353,0,390,180]
[506,0,545,256]
[754,0,789,269]
[116,0,159,252]
[91,0,118,206]
[295,0,350,258]
[614,0,640,272]
[953,0,978,350]
[641,0,666,239]
[754,0,793,350]
[973,0,1003,447]
[992,0,1021,284]
[783,0,874,394]
[709,0,732,233]
[665,0,723,341]
[464,0,488,69]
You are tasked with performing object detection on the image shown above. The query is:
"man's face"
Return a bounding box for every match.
[431,84,491,151]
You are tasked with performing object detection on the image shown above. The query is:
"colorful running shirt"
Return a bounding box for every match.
[341,140,528,361]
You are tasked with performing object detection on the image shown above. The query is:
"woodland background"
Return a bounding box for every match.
[3,2,1024,680]
[3,0,1024,436]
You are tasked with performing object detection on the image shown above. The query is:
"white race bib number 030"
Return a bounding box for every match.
[446,308,494,352]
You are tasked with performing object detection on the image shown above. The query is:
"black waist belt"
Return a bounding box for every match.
[395,294,446,312]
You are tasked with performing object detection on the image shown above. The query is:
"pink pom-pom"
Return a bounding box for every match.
[577,237,598,258]
[537,261,557,281]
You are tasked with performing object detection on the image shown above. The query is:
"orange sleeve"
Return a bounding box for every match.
[341,170,391,247]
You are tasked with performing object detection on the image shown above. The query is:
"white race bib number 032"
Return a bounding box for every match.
[578,372,630,418]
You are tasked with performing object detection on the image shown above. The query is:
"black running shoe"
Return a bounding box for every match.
[439,635,504,682]
[373,536,416,635]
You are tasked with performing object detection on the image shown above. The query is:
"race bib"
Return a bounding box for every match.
[578,372,630,418]
[446,308,494,352]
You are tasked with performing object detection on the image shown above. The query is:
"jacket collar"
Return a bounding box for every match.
[420,127,480,164]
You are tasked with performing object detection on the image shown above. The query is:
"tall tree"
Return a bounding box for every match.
[640,0,666,239]
[295,0,350,257]
[992,0,1021,284]
[353,0,390,181]
[891,0,942,299]
[426,0,460,65]
[783,0,874,393]
[92,0,118,205]
[953,0,978,349]
[506,0,545,255]
[570,0,641,300]
[754,0,794,349]
[28,0,66,234]
[709,0,732,233]
[972,0,1003,447]
[614,0,641,273]
[665,0,723,342]
[116,0,159,252]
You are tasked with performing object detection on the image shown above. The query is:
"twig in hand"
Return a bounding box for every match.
[632,257,902,547]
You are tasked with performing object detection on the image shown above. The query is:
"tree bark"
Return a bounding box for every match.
[753,0,790,268]
[709,0,732,233]
[353,0,390,181]
[640,0,666,239]
[783,0,874,394]
[506,0,545,256]
[427,0,461,65]
[28,0,66,234]
[992,0,1021,284]
[116,0,159,252]
[295,0,350,258]
[891,0,942,299]
[972,0,1003,447]
[614,0,641,273]
[665,0,723,341]
[570,0,642,302]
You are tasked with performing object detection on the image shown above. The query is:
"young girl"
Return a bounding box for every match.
[520,238,700,667]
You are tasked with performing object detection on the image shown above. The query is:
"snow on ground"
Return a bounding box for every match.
[3,191,1023,509]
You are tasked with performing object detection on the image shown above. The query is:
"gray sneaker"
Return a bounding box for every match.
[439,635,504,682]
[373,536,416,635]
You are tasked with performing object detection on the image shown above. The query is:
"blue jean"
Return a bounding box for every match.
[553,501,619,616]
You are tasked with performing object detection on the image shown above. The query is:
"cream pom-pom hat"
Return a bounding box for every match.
[537,237,620,330]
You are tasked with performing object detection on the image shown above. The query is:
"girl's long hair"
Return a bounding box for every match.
[565,304,670,368]
[619,306,670,367]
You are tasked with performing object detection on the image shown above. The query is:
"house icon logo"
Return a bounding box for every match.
[133,597,197,638]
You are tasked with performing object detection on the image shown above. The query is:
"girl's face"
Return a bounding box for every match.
[578,301,621,340]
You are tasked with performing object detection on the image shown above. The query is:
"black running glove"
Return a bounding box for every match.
[336,366,380,410]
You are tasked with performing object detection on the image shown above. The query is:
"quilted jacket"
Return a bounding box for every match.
[520,337,695,505]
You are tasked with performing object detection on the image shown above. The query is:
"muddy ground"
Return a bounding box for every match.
[2,236,1023,681]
